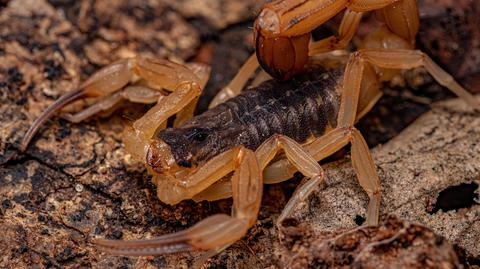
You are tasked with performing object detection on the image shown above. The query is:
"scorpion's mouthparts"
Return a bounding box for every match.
[146,139,176,174]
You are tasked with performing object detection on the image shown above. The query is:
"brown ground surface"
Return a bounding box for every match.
[0,0,479,268]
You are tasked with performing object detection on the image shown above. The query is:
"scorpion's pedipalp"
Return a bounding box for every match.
[124,60,209,161]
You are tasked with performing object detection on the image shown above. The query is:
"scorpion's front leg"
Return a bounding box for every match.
[120,60,210,161]
[94,147,262,256]
[20,58,134,152]
[20,58,209,153]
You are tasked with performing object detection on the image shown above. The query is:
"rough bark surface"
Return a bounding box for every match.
[0,0,479,268]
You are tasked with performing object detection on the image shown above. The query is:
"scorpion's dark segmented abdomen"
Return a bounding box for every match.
[223,66,342,150]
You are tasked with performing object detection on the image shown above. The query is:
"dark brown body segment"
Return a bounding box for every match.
[158,65,342,166]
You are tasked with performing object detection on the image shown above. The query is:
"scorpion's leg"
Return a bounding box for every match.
[61,86,162,123]
[20,58,208,152]
[339,49,480,113]
[209,54,259,108]
[308,10,363,55]
[94,147,263,257]
[190,135,326,226]
[123,60,210,161]
[254,135,326,225]
[19,58,133,152]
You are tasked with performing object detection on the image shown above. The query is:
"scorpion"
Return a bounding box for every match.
[16,0,479,260]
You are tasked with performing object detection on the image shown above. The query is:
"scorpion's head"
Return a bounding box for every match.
[146,125,226,176]
[146,127,209,175]
[254,7,311,80]
[147,110,244,176]
[137,108,244,204]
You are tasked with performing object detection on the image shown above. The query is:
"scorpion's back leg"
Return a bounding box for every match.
[60,85,163,123]
[209,54,259,108]
[265,48,480,226]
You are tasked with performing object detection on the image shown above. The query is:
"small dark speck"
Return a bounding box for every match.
[43,59,64,80]
[280,217,299,227]
[18,245,28,254]
[354,215,365,226]
[152,257,166,267]
[16,96,28,106]
[7,67,23,84]
[434,235,444,246]
[71,214,82,222]
[2,199,12,209]
[63,247,72,256]
[178,159,192,168]
[37,214,46,221]
[56,120,71,139]
[111,230,123,239]
[117,265,129,269]
[26,83,35,92]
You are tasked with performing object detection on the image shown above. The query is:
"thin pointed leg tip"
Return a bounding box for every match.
[19,88,86,153]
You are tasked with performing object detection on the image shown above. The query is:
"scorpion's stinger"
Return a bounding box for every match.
[19,87,86,152]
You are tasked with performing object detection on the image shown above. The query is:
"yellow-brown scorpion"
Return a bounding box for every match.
[16,0,479,260]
